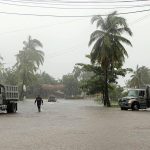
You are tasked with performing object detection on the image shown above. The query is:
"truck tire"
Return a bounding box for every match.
[131,102,140,111]
[11,103,17,113]
[6,104,12,113]
[12,103,17,113]
[7,103,17,113]
[121,107,128,110]
[121,107,124,110]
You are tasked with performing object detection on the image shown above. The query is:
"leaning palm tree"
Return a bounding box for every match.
[23,36,44,69]
[16,36,44,100]
[89,11,132,106]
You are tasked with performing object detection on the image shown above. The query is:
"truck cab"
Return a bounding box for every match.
[119,88,150,110]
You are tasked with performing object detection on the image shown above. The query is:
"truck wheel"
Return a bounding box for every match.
[12,104,17,113]
[121,107,124,110]
[7,104,12,113]
[121,107,128,110]
[132,102,139,111]
[7,103,17,113]
[7,108,11,113]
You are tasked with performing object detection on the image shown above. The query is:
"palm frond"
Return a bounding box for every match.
[89,30,105,46]
[32,39,43,48]
[116,35,132,47]
[91,15,102,24]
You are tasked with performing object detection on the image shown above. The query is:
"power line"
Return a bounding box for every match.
[0,0,150,5]
[1,7,150,64]
[0,12,150,36]
[0,8,150,17]
[1,1,150,9]
[0,18,85,36]
[1,0,150,8]
[40,0,150,3]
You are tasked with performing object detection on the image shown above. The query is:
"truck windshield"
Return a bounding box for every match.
[128,90,138,97]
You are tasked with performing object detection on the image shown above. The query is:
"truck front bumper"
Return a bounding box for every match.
[119,102,131,109]
[0,105,7,110]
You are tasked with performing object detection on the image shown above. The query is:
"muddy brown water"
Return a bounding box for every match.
[0,99,150,150]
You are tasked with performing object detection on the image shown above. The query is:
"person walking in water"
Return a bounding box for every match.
[35,95,43,112]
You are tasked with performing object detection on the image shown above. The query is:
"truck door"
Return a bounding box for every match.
[139,90,146,108]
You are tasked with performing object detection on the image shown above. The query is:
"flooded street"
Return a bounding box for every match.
[0,99,150,150]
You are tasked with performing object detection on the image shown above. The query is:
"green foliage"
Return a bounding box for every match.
[0,55,3,73]
[0,56,18,85]
[80,76,104,95]
[77,62,104,95]
[2,68,18,85]
[26,71,59,98]
[62,74,81,98]
[36,72,58,85]
[77,56,131,104]
[0,55,4,82]
[109,84,124,101]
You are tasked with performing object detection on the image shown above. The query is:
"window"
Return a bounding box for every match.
[139,91,145,97]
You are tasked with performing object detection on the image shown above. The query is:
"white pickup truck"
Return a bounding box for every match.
[118,87,150,110]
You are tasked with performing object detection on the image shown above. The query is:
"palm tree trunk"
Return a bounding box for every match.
[20,77,25,101]
[102,89,106,106]
[104,68,111,107]
[20,84,24,101]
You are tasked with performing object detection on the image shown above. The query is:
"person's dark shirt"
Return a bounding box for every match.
[35,96,43,105]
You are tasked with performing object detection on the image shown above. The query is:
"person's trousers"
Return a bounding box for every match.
[37,105,41,112]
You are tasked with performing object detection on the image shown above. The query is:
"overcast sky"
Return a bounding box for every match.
[0,0,150,86]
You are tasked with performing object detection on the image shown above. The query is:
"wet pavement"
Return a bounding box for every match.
[0,99,150,150]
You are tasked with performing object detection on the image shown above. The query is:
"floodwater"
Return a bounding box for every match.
[0,99,150,150]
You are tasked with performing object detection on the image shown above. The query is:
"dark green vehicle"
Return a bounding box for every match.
[118,87,150,110]
[48,95,57,102]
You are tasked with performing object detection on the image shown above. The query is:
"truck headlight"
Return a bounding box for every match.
[128,99,133,104]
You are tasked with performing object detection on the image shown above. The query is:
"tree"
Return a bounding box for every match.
[127,65,150,88]
[109,84,124,102]
[26,72,58,98]
[2,68,18,85]
[15,36,44,100]
[0,55,3,74]
[77,59,130,104]
[77,62,104,95]
[72,66,82,80]
[0,55,4,82]
[62,74,81,98]
[36,72,58,85]
[89,11,132,106]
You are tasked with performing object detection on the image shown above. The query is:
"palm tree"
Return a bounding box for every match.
[22,36,44,69]
[16,36,44,100]
[129,65,141,88]
[89,11,132,106]
[128,65,150,88]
